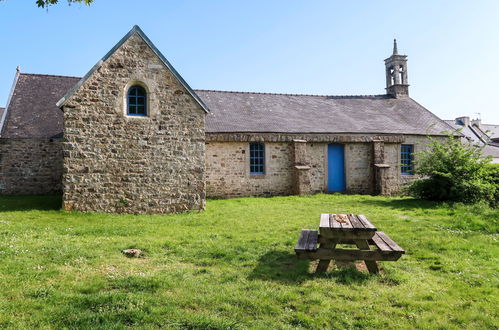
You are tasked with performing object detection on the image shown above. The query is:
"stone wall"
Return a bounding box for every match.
[0,138,62,194]
[383,135,447,194]
[206,134,445,198]
[205,141,373,198]
[62,33,206,214]
[304,143,327,193]
[345,143,372,194]
[205,142,294,198]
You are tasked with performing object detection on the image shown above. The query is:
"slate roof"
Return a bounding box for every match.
[444,119,499,159]
[1,73,80,138]
[1,73,454,139]
[480,124,499,139]
[199,90,453,135]
[444,120,482,144]
[0,107,4,121]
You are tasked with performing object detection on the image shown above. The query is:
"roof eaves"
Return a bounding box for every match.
[0,68,21,137]
[56,25,209,113]
[468,124,489,144]
[205,130,450,136]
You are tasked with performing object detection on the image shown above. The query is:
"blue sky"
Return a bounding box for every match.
[1,0,499,123]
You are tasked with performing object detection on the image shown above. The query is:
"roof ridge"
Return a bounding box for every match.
[20,72,82,79]
[194,89,389,99]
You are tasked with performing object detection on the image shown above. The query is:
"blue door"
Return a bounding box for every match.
[327,144,345,192]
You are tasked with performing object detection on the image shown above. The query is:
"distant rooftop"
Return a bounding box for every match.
[444,117,499,159]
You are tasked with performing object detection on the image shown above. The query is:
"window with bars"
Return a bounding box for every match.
[401,144,414,174]
[127,85,147,116]
[249,142,265,174]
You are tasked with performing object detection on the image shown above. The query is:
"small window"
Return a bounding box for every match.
[401,144,414,174]
[249,142,265,174]
[127,85,147,116]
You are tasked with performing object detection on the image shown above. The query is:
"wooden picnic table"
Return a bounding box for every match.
[295,214,405,274]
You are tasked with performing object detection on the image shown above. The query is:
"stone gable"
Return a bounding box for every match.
[62,33,206,214]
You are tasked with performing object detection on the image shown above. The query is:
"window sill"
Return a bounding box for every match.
[125,114,149,119]
[249,174,266,179]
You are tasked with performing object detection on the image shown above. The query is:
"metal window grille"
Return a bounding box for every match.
[401,144,414,174]
[127,85,147,116]
[249,142,265,174]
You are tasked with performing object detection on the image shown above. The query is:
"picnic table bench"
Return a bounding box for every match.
[295,214,405,273]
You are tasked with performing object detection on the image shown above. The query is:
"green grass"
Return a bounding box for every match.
[0,194,497,329]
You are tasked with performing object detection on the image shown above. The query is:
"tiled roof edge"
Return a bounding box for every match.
[205,130,449,136]
[20,72,82,79]
[0,68,21,137]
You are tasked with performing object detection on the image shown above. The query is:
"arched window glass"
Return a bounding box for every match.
[127,85,147,116]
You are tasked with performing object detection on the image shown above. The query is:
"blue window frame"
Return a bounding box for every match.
[401,144,414,174]
[250,142,265,174]
[127,85,147,116]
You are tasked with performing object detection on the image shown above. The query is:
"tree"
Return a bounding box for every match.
[407,132,496,205]
[35,0,94,8]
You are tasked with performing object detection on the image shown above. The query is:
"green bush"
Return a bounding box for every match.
[484,163,499,207]
[407,133,497,206]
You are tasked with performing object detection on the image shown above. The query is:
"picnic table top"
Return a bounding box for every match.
[319,213,377,232]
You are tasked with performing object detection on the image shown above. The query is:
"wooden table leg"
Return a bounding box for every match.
[354,239,379,274]
[316,238,338,273]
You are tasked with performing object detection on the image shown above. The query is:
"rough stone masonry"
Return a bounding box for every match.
[0,30,455,214]
[61,33,206,214]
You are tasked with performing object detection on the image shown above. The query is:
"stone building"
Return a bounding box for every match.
[0,26,453,213]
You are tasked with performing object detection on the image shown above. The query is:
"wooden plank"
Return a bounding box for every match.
[377,232,405,253]
[320,230,375,240]
[330,214,341,229]
[319,236,354,245]
[307,248,402,261]
[319,213,330,229]
[348,214,364,229]
[356,214,376,230]
[371,232,392,252]
[316,237,339,272]
[354,239,379,273]
[294,230,310,251]
[307,230,318,251]
[338,214,353,229]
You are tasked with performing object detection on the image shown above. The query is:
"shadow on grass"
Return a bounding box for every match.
[248,251,311,283]
[326,265,372,284]
[248,250,374,284]
[0,194,62,212]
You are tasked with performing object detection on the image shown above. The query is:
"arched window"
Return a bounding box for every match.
[127,85,147,116]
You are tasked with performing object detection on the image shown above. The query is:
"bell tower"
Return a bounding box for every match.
[385,39,409,98]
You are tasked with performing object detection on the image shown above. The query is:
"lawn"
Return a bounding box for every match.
[0,194,497,329]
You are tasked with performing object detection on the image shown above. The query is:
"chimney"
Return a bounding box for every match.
[456,117,470,126]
